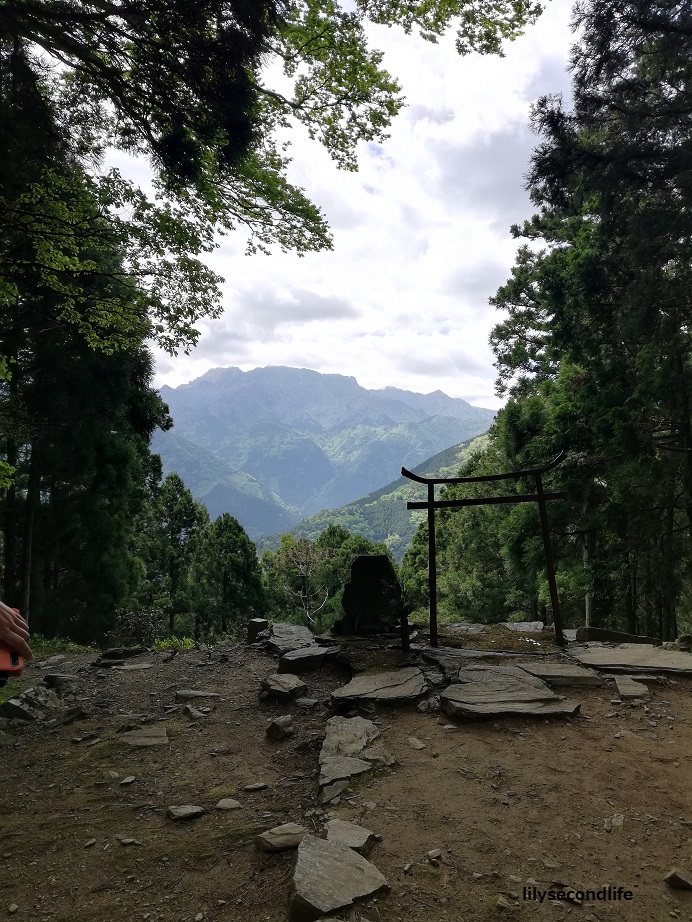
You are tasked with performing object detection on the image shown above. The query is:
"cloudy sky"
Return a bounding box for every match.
[149,0,576,410]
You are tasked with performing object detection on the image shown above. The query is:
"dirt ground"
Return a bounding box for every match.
[2,636,692,922]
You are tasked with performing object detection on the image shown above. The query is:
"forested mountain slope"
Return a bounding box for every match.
[154,366,494,537]
[256,434,489,561]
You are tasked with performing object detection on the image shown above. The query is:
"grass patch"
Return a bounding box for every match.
[31,633,97,656]
[151,636,197,652]
[203,784,238,799]
[0,678,21,704]
[221,822,267,847]
[436,623,558,653]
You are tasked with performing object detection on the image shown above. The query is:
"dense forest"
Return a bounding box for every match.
[2,1,690,645]
[402,0,692,640]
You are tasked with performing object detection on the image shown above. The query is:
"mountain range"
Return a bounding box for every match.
[152,366,495,540]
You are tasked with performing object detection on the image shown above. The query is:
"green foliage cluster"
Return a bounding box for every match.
[260,525,394,633]
[0,0,552,647]
[151,637,197,653]
[2,0,541,352]
[403,0,692,639]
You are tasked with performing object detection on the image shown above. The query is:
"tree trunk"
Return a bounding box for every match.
[674,353,692,561]
[221,568,228,633]
[661,504,677,641]
[19,443,39,623]
[582,489,596,627]
[3,439,18,605]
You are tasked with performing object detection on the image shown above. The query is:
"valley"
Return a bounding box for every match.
[153,366,494,546]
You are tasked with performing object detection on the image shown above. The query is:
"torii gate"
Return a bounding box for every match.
[401,451,567,648]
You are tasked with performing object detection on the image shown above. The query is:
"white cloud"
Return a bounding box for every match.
[145,0,576,411]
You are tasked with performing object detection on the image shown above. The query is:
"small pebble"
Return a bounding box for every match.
[84,839,96,849]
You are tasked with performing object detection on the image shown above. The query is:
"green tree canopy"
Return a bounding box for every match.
[2,0,547,353]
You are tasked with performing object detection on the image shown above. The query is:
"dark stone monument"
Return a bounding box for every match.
[332,555,404,635]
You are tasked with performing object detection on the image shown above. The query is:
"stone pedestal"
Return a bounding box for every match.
[247,617,269,644]
[332,555,404,635]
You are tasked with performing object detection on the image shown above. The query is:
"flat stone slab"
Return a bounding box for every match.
[42,674,80,688]
[0,699,38,721]
[320,716,381,763]
[614,675,650,699]
[290,834,388,921]
[319,779,350,805]
[267,623,317,655]
[576,626,659,644]
[518,661,602,687]
[332,667,427,703]
[573,644,692,675]
[319,756,373,787]
[279,647,325,674]
[167,805,205,820]
[325,819,377,856]
[261,673,308,699]
[175,689,221,701]
[440,665,580,719]
[112,662,153,671]
[256,823,306,852]
[216,799,241,811]
[119,726,169,747]
[503,621,545,633]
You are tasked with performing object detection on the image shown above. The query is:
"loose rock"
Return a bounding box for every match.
[289,834,388,921]
[325,819,377,856]
[319,779,350,805]
[261,673,308,701]
[175,689,221,701]
[279,647,325,674]
[664,868,692,890]
[42,673,80,689]
[166,805,205,821]
[183,704,207,719]
[266,715,294,741]
[295,698,318,709]
[256,823,307,852]
[216,799,241,811]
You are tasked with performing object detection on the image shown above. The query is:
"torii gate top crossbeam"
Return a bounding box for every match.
[401,450,567,486]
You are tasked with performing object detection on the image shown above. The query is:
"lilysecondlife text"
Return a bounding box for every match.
[523,885,634,903]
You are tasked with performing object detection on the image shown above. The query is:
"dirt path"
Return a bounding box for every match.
[2,643,692,922]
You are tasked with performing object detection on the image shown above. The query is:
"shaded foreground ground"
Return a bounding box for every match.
[2,640,692,922]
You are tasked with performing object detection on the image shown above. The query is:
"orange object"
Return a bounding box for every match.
[0,647,23,674]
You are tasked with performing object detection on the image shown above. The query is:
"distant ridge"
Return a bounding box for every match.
[154,366,494,539]
[255,434,490,561]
